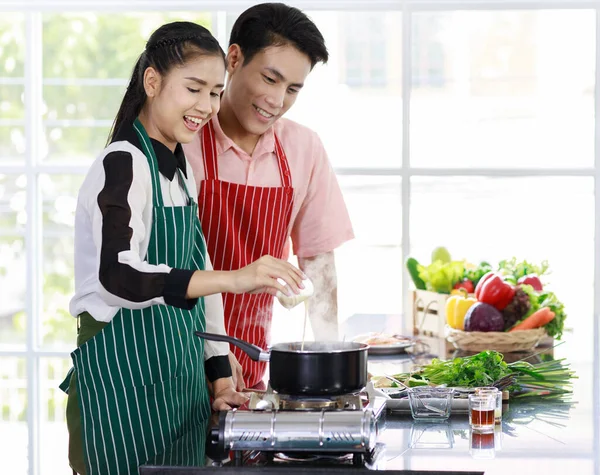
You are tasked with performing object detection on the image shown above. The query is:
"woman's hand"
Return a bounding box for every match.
[186,255,306,299]
[230,255,305,296]
[228,352,245,391]
[211,377,249,411]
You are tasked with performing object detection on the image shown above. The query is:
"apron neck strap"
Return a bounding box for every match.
[202,120,219,180]
[202,120,292,187]
[133,119,194,206]
[273,134,292,188]
[133,118,164,208]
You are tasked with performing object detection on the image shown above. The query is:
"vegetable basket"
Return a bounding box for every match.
[445,325,547,353]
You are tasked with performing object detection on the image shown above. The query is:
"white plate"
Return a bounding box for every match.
[367,341,415,355]
[353,332,416,355]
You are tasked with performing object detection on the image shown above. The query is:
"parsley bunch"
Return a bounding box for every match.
[420,351,512,387]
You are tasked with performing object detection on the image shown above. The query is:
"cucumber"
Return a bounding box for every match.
[406,257,426,290]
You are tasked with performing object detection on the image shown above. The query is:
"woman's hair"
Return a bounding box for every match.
[108,21,225,143]
[229,3,328,69]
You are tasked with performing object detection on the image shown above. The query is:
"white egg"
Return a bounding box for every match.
[276,278,314,309]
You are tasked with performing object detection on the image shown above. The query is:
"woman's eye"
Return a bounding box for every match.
[210,92,220,98]
[288,88,299,95]
[187,87,200,93]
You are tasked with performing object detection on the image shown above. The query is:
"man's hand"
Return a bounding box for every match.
[211,377,249,411]
[228,351,245,391]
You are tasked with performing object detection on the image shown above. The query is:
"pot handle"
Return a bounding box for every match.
[194,331,270,362]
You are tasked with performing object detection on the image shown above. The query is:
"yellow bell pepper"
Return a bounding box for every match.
[445,289,477,330]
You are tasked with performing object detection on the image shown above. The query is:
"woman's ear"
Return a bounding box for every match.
[227,44,244,75]
[143,66,161,99]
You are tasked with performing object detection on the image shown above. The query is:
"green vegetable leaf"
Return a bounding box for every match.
[464,261,493,287]
[537,291,567,340]
[497,257,551,281]
[417,260,465,293]
[519,284,541,318]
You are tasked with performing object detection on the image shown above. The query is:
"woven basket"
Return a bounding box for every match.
[445,325,547,353]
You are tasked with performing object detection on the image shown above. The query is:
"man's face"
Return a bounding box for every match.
[225,44,312,136]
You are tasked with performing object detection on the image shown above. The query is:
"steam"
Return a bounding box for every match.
[298,252,339,342]
[226,297,277,348]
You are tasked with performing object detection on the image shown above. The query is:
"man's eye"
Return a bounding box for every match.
[263,75,276,84]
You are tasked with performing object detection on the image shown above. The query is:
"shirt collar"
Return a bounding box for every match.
[111,121,187,181]
[212,115,276,158]
[150,138,187,181]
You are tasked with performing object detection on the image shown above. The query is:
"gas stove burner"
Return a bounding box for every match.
[247,383,366,411]
[278,392,364,411]
[280,396,339,411]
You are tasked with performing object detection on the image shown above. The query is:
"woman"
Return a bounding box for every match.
[60,21,304,475]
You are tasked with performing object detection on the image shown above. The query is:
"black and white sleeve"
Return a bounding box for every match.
[91,149,198,310]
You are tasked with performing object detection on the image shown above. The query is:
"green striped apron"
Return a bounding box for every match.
[61,118,211,474]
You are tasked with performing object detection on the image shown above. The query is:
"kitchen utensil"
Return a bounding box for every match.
[195,332,368,396]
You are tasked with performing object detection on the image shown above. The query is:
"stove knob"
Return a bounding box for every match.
[205,412,228,462]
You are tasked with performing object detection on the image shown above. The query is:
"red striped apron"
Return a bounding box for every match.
[198,120,294,389]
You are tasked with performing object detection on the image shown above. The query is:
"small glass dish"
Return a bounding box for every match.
[408,387,455,421]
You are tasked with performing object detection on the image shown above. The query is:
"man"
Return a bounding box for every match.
[184,3,354,390]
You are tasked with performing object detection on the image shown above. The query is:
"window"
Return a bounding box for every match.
[410,10,595,169]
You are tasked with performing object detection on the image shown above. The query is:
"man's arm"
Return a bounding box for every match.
[298,251,339,341]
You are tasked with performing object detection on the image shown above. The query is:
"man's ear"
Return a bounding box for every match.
[227,44,244,74]
[143,66,162,99]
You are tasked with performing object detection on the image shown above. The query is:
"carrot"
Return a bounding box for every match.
[509,307,555,332]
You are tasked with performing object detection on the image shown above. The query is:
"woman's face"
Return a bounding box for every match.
[143,53,226,149]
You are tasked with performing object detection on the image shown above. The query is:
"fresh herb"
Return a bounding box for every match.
[388,350,576,400]
[509,359,576,399]
[395,351,512,388]
[417,260,465,294]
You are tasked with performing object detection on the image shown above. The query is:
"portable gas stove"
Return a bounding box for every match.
[207,384,386,467]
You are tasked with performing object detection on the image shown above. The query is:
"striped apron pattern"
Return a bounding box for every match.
[61,118,211,474]
[198,120,294,389]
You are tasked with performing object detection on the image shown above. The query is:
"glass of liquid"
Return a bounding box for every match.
[468,393,495,433]
[474,387,502,424]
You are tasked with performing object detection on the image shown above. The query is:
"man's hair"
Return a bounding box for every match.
[229,2,328,69]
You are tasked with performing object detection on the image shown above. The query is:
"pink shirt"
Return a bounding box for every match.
[184,116,354,258]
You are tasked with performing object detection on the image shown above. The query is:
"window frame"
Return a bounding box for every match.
[0,3,598,474]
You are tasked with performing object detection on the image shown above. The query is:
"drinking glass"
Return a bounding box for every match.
[474,387,502,424]
[468,393,495,433]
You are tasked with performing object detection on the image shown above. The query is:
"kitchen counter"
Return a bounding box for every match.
[367,352,599,474]
[141,344,599,474]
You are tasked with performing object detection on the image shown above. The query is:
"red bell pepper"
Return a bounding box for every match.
[475,272,516,311]
[453,279,474,294]
[517,274,543,291]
